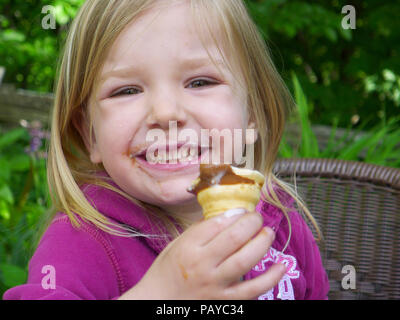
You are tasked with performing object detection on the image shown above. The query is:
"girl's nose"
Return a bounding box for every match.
[146,90,187,129]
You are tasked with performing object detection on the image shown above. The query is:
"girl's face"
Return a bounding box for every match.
[87,1,255,219]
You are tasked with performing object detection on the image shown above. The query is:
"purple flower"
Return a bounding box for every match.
[20,119,50,158]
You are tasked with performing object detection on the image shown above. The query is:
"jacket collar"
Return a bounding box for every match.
[81,177,175,254]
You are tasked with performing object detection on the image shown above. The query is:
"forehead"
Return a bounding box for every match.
[101,0,227,73]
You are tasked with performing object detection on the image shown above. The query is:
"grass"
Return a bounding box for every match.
[279,73,400,168]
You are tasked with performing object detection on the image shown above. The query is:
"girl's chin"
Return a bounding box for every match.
[114,164,200,209]
[151,189,197,207]
[157,195,202,221]
[114,176,195,206]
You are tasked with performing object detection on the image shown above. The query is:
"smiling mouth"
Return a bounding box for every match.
[131,144,208,166]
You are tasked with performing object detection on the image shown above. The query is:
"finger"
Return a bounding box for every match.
[184,208,247,246]
[204,211,264,265]
[217,226,275,284]
[223,263,287,300]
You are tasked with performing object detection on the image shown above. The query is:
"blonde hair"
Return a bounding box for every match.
[46,0,321,251]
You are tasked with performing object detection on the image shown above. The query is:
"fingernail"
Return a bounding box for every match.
[278,263,287,273]
[223,208,246,218]
[264,226,276,240]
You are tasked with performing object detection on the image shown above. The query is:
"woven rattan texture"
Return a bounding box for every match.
[273,158,400,300]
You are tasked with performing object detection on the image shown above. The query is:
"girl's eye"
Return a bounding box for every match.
[111,87,141,97]
[188,79,217,88]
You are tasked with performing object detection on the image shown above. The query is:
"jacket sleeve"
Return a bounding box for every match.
[2,216,121,300]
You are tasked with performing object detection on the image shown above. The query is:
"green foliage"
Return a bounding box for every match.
[246,0,400,129]
[1,0,399,129]
[291,73,320,158]
[0,0,85,92]
[279,75,400,168]
[0,126,50,297]
[364,69,400,109]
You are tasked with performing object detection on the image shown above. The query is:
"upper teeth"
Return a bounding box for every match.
[144,146,199,164]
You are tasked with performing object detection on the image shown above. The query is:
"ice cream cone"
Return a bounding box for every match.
[188,165,265,219]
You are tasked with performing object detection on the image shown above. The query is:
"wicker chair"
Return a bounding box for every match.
[273,158,400,300]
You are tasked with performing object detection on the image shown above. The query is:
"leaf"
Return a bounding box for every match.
[292,73,320,157]
[0,29,25,42]
[334,116,375,160]
[337,132,373,160]
[278,135,294,158]
[325,28,338,42]
[320,117,339,157]
[0,200,10,220]
[0,263,27,288]
[370,119,400,162]
[0,128,27,151]
[9,154,30,172]
[383,69,396,82]
[0,185,14,204]
[363,126,390,160]
[339,27,352,41]
[0,157,10,182]
[372,134,400,164]
[54,4,70,25]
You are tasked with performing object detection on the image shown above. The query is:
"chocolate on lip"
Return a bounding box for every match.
[187,164,256,195]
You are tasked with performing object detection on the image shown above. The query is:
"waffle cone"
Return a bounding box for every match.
[198,183,262,219]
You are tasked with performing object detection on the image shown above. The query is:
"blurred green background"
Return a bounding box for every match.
[0,0,399,297]
[1,0,399,127]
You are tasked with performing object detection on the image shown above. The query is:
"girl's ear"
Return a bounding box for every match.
[246,120,258,145]
[72,110,102,164]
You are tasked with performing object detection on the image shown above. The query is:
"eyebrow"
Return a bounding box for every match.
[100,57,226,82]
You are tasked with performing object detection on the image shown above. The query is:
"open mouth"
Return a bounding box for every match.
[132,144,208,167]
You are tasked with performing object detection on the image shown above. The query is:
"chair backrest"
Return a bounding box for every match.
[273,158,400,300]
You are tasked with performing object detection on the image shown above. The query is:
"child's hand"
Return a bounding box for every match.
[119,211,286,300]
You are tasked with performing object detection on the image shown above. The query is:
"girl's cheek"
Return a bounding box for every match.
[191,96,243,126]
[97,101,146,131]
[199,107,244,130]
[95,119,131,152]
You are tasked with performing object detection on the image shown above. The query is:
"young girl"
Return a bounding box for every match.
[3,0,329,300]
